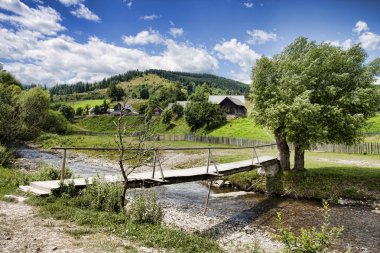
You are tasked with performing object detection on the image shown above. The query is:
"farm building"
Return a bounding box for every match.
[208,95,247,116]
[167,101,189,109]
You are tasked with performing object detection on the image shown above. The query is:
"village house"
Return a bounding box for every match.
[208,95,247,116]
[167,101,189,109]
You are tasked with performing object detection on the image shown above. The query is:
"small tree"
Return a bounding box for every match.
[107,82,125,101]
[251,37,380,170]
[171,103,184,118]
[161,108,173,125]
[185,102,226,131]
[59,104,75,122]
[114,106,157,207]
[75,107,83,116]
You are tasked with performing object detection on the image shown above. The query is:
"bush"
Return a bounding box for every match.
[34,165,73,181]
[43,110,69,134]
[126,189,163,224]
[185,102,226,131]
[161,108,173,125]
[78,179,123,212]
[59,104,75,122]
[171,103,184,118]
[76,107,83,116]
[0,144,14,167]
[275,201,343,253]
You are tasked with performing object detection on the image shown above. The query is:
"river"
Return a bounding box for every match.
[16,146,380,252]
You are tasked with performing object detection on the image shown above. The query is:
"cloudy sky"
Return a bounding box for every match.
[0,0,379,86]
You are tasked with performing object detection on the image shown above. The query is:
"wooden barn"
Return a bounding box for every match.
[208,95,247,116]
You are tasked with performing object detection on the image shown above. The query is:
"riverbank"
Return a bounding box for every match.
[226,166,380,203]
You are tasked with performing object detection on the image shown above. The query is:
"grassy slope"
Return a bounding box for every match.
[367,113,380,132]
[73,115,145,133]
[61,99,108,110]
[118,73,177,89]
[208,117,274,141]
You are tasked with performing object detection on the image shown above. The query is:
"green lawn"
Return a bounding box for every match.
[208,117,274,141]
[366,113,380,132]
[73,115,145,133]
[63,99,108,110]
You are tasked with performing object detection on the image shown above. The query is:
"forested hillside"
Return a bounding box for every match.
[49,69,248,96]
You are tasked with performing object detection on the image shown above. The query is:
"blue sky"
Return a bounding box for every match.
[0,0,379,86]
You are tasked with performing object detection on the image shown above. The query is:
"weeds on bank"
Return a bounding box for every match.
[275,201,343,253]
[26,179,221,253]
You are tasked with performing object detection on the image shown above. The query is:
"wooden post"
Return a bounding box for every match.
[204,179,212,215]
[152,150,157,179]
[60,149,67,184]
[156,153,165,181]
[206,148,211,173]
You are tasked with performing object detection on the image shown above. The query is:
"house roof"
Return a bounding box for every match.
[208,95,246,107]
[168,101,189,109]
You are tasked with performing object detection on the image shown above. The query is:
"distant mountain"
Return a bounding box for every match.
[144,69,249,95]
[49,69,249,96]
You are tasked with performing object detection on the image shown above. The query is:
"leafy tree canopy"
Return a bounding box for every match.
[251,37,380,170]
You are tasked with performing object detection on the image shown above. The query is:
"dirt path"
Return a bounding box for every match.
[0,198,156,253]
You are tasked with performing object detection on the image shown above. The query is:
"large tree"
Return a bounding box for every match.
[251,37,380,170]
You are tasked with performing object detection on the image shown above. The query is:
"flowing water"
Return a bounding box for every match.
[16,146,380,252]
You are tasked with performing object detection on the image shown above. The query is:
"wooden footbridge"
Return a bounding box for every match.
[20,144,277,196]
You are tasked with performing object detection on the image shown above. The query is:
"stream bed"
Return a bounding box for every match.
[16,146,380,252]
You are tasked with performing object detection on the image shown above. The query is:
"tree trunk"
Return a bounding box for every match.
[294,144,305,171]
[274,129,290,170]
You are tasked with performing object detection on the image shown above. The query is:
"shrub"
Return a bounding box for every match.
[126,189,163,224]
[171,103,184,118]
[78,179,123,212]
[34,165,73,181]
[43,110,69,134]
[76,107,83,116]
[0,144,14,167]
[275,201,343,253]
[185,102,226,131]
[161,108,173,125]
[59,104,75,122]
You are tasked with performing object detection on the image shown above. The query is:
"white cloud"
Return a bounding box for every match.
[326,39,352,50]
[351,21,380,50]
[375,76,380,85]
[124,0,133,8]
[246,29,278,45]
[214,39,261,82]
[169,27,184,38]
[353,20,369,34]
[358,31,380,50]
[169,20,175,26]
[243,2,253,8]
[0,0,64,35]
[57,0,82,6]
[140,14,160,20]
[70,3,100,22]
[122,29,164,45]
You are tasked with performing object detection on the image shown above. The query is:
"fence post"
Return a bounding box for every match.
[151,149,157,178]
[206,148,211,173]
[60,149,67,184]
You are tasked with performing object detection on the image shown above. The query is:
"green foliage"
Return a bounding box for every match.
[189,83,210,102]
[18,87,51,140]
[59,104,75,122]
[161,108,173,125]
[43,110,69,134]
[126,190,163,224]
[77,179,123,212]
[0,144,14,167]
[35,165,72,181]
[75,107,83,116]
[0,72,22,88]
[171,103,184,118]
[107,82,126,101]
[276,201,343,253]
[251,37,380,169]
[185,102,226,131]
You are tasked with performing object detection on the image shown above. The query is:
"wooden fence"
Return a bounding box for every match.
[157,134,380,155]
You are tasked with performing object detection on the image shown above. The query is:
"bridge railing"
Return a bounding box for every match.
[52,144,276,184]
